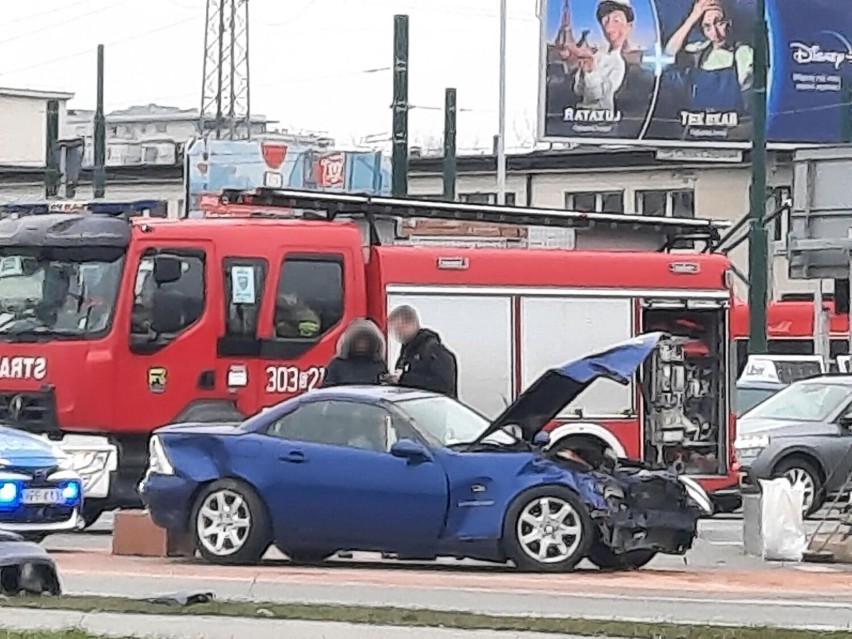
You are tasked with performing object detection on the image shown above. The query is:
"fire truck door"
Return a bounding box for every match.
[257,252,361,406]
[218,257,272,415]
[120,245,224,430]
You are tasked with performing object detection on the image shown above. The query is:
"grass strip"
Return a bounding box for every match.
[0,594,850,639]
[1,633,134,639]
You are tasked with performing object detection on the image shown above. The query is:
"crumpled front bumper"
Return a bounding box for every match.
[593,469,704,555]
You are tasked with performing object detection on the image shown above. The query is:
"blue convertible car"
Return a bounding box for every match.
[0,426,84,541]
[140,333,713,571]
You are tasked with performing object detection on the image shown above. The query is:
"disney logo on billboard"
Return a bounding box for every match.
[789,42,852,70]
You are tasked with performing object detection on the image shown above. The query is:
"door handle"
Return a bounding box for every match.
[279,451,306,463]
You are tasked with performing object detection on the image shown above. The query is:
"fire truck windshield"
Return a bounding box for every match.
[0,254,124,339]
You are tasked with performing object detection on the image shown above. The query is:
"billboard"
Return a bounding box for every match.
[539,0,852,147]
[185,138,391,214]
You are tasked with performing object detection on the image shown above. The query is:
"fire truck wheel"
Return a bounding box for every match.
[503,485,592,572]
[81,504,105,529]
[586,541,657,571]
[191,479,271,565]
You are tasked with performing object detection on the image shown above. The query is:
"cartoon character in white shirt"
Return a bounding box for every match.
[560,0,635,110]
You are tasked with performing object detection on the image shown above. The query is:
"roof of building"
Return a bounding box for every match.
[0,87,74,101]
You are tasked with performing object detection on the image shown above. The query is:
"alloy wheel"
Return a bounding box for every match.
[196,488,252,556]
[783,467,816,514]
[515,496,583,564]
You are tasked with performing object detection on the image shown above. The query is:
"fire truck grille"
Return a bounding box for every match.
[0,390,59,436]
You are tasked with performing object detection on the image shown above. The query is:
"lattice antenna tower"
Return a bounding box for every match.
[199,0,251,139]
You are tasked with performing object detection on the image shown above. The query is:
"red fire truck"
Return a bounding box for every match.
[731,297,851,375]
[0,190,739,524]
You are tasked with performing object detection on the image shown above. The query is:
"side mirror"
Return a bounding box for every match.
[153,255,182,285]
[390,439,429,461]
[840,412,852,429]
[150,289,185,334]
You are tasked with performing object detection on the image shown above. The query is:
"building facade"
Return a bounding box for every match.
[0,87,74,167]
[64,103,275,167]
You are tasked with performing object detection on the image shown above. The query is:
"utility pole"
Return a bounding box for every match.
[496,0,507,204]
[747,0,769,354]
[93,44,106,199]
[199,0,251,139]
[442,88,457,201]
[44,100,60,198]
[391,14,409,197]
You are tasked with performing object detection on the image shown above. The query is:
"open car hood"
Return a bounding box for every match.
[473,332,666,445]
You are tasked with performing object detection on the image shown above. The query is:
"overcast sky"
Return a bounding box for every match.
[2,0,544,151]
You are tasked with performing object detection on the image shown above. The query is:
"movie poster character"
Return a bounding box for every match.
[649,0,755,142]
[543,0,657,139]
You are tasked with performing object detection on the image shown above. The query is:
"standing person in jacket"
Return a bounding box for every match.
[322,318,388,387]
[386,305,458,398]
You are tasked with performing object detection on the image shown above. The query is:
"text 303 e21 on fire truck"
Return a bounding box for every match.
[0,190,740,524]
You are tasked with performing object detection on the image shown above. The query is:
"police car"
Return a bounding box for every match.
[735,355,826,416]
[0,425,84,541]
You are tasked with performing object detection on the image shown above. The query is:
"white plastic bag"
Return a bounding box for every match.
[759,477,807,562]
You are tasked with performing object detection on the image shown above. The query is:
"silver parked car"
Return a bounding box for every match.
[735,376,852,516]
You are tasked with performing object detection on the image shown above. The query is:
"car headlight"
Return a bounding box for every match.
[148,436,174,476]
[678,476,714,515]
[734,435,770,457]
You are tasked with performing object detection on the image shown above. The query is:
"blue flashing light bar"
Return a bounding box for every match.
[0,200,167,218]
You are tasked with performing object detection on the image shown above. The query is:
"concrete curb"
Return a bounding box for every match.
[0,608,611,639]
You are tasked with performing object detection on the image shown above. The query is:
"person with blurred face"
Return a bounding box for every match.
[665,0,754,113]
[386,306,457,398]
[562,0,635,110]
[321,318,388,387]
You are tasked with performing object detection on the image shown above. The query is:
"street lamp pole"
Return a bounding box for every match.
[496,0,508,205]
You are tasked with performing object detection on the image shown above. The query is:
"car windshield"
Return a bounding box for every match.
[741,381,852,424]
[397,396,507,447]
[735,387,782,417]
[0,254,124,338]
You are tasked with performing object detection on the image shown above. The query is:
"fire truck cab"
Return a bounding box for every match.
[0,190,739,522]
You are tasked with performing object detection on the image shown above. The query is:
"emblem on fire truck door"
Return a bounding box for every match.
[147,367,167,393]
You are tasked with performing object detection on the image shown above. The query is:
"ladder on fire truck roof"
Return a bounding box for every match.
[0,200,166,218]
[215,188,729,252]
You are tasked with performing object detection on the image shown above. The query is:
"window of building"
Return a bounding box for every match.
[155,122,168,134]
[268,400,401,453]
[671,190,695,218]
[143,147,158,164]
[274,255,343,339]
[565,191,624,213]
[459,192,516,206]
[771,186,792,243]
[223,257,267,338]
[636,190,668,216]
[635,189,695,218]
[130,249,206,340]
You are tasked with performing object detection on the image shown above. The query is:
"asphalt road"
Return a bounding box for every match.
[38,512,852,632]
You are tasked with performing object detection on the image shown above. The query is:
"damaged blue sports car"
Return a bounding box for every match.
[140,332,713,571]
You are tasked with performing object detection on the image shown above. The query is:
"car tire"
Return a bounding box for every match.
[587,541,657,571]
[774,457,824,517]
[503,485,592,573]
[191,479,271,565]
